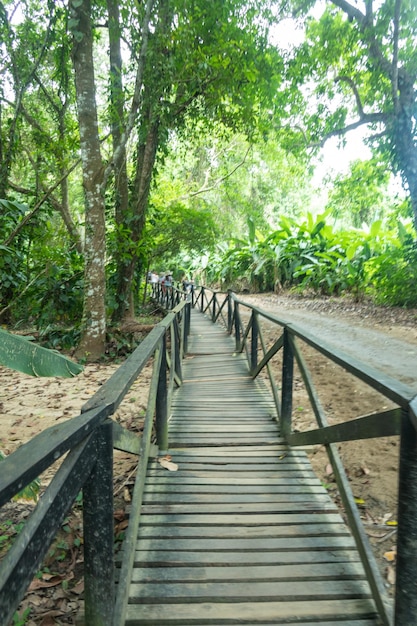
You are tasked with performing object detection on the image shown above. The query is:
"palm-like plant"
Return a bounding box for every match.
[0,328,83,377]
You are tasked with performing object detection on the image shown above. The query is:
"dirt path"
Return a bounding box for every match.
[241,292,417,390]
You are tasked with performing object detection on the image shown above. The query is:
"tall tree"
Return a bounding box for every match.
[283,0,417,230]
[69,0,107,360]
[112,0,285,321]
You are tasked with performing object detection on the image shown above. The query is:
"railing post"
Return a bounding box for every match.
[212,295,216,322]
[173,316,182,383]
[155,333,169,453]
[234,302,241,351]
[83,419,114,626]
[251,312,258,374]
[281,327,294,440]
[394,402,417,626]
[227,291,233,333]
[200,286,205,312]
[184,301,191,354]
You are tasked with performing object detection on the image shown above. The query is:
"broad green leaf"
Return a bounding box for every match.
[0,198,29,215]
[369,219,382,238]
[397,220,408,244]
[0,329,83,377]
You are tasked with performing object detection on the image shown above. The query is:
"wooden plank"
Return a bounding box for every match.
[164,448,307,457]
[137,513,345,526]
[128,579,372,602]
[134,536,356,551]
[149,455,314,466]
[146,470,320,479]
[136,523,350,538]
[124,598,377,624]
[142,493,332,504]
[134,622,377,626]
[143,498,337,515]
[167,428,280,435]
[144,476,324,485]
[130,548,362,567]
[143,484,327,494]
[129,561,367,582]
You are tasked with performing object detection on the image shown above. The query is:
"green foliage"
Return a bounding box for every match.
[365,238,417,308]
[281,0,417,229]
[205,211,417,307]
[12,607,31,626]
[0,329,83,377]
[0,197,84,328]
[326,159,392,228]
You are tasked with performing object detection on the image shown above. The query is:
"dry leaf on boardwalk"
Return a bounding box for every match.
[158,457,179,471]
[383,549,397,562]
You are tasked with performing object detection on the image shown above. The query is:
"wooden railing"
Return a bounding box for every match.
[3,282,415,626]
[0,298,190,626]
[191,285,417,626]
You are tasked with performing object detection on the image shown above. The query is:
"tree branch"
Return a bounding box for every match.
[0,268,47,319]
[330,0,367,25]
[330,0,394,79]
[102,0,155,189]
[309,113,389,149]
[3,159,81,246]
[182,145,251,200]
[335,76,365,118]
[392,0,401,114]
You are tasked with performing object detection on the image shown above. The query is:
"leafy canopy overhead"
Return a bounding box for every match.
[279,0,417,228]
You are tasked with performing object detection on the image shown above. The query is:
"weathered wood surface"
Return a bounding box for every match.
[120,310,380,625]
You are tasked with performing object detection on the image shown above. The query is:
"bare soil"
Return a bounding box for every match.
[1,293,416,622]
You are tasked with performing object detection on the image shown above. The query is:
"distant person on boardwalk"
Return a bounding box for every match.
[150,270,159,296]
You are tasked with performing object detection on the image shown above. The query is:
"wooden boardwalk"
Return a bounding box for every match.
[122,310,381,625]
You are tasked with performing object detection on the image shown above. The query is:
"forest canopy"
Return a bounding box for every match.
[0,0,416,358]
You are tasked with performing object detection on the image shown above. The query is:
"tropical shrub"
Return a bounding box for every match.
[365,233,417,307]
[202,212,417,307]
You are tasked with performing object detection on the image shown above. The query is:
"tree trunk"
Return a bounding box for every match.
[395,74,417,232]
[70,0,106,360]
[107,0,131,322]
[114,116,160,321]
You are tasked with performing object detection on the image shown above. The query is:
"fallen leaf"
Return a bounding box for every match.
[123,487,131,502]
[325,463,333,476]
[71,579,85,595]
[114,509,126,521]
[383,550,397,562]
[115,519,129,533]
[354,497,366,505]
[29,575,64,591]
[158,457,178,471]
[386,520,398,526]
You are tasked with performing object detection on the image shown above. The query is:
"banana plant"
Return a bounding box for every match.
[0,328,83,377]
